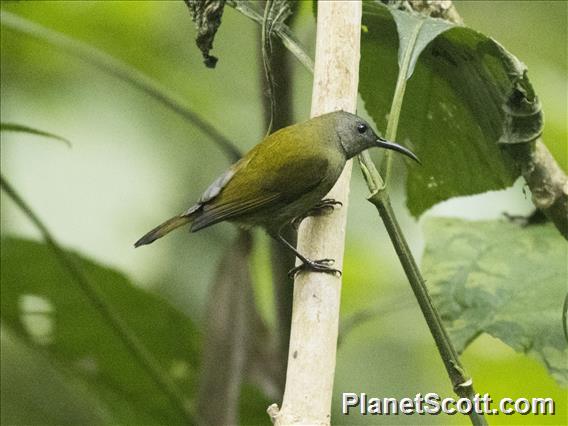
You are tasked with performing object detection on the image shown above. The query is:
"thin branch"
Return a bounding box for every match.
[0,10,241,162]
[505,139,568,239]
[0,175,194,423]
[358,157,486,426]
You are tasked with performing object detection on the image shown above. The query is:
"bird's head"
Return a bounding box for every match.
[330,111,420,163]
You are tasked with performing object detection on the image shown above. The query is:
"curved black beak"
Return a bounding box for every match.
[376,137,421,164]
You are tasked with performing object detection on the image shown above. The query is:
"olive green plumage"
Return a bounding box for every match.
[135,111,418,274]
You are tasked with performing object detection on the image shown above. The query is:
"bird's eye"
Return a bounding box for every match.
[357,123,367,134]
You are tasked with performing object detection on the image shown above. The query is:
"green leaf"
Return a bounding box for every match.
[360,3,543,216]
[1,122,70,146]
[1,329,109,425]
[422,219,568,386]
[0,237,201,424]
[389,7,453,79]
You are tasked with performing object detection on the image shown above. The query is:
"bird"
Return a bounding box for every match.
[134,110,419,276]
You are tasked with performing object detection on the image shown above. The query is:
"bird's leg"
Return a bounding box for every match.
[274,224,341,279]
[291,198,343,230]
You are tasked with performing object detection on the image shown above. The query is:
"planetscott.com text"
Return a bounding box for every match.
[342,392,555,416]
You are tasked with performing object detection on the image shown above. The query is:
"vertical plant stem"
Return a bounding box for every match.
[196,231,254,426]
[377,194,485,425]
[267,2,362,424]
[258,0,297,393]
[0,175,194,423]
[269,228,295,385]
[358,157,487,426]
[380,19,424,186]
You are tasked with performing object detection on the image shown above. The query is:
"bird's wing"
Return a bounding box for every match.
[197,157,249,205]
[191,192,284,231]
[191,140,329,232]
[181,151,256,217]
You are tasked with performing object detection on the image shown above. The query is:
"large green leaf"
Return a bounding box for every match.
[0,237,201,424]
[422,219,567,386]
[360,2,543,216]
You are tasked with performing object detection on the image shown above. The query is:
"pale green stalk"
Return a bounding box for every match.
[381,18,424,185]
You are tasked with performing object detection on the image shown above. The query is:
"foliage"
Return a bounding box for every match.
[360,2,543,216]
[1,238,200,424]
[423,219,568,386]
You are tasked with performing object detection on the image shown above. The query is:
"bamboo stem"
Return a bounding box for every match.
[267,2,362,424]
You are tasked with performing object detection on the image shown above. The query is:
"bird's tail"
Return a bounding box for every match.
[134,213,194,247]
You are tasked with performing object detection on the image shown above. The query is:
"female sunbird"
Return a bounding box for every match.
[135,111,419,276]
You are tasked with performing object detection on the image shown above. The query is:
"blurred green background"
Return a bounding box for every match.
[1,1,566,425]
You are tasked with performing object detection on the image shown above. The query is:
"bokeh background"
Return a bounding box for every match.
[1,1,566,425]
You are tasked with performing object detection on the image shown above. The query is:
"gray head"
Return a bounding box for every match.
[330,111,419,162]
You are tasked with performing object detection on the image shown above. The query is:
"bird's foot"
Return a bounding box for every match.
[288,258,342,279]
[292,199,343,229]
[315,198,343,213]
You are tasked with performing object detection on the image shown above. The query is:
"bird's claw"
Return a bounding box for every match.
[288,258,342,279]
[292,199,343,229]
[313,199,343,216]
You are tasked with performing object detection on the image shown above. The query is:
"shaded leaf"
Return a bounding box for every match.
[1,122,70,146]
[0,238,201,424]
[360,2,543,216]
[1,329,109,425]
[422,219,568,386]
